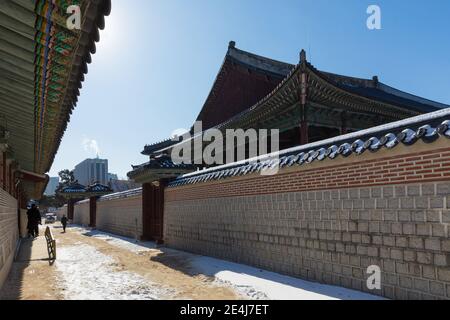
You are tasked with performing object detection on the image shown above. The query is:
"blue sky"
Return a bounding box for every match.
[49,0,450,178]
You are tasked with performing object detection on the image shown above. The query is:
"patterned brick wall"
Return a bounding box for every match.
[96,195,143,239]
[73,201,90,226]
[164,141,450,299]
[72,192,143,238]
[0,189,18,289]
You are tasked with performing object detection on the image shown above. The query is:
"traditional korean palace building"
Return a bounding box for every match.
[0,0,110,288]
[128,42,449,242]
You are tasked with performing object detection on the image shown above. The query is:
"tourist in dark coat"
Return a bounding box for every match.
[61,215,68,233]
[26,204,42,238]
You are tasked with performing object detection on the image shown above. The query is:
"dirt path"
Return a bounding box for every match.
[0,224,238,300]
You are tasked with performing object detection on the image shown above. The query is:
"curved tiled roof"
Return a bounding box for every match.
[142,138,180,156]
[86,182,112,193]
[168,109,450,187]
[140,44,448,160]
[60,182,86,193]
[98,187,143,202]
[128,154,196,179]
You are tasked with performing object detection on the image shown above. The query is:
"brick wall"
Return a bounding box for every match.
[96,194,143,239]
[55,206,67,220]
[73,200,90,226]
[0,189,18,290]
[164,140,450,299]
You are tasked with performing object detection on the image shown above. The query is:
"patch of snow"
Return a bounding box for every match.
[56,244,174,300]
[190,256,385,300]
[69,225,156,254]
[66,226,385,300]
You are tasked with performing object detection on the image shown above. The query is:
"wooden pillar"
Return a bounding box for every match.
[141,180,167,243]
[67,199,75,220]
[89,196,97,227]
[142,183,152,241]
[6,160,11,194]
[0,150,3,190]
[299,104,309,145]
[300,119,309,144]
[2,152,6,190]
[299,71,309,145]
[340,112,347,135]
[10,166,14,195]
[156,179,168,244]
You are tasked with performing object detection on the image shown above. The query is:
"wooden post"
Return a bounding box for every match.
[156,179,168,244]
[89,196,97,228]
[7,161,11,195]
[141,180,167,243]
[141,182,152,241]
[67,199,75,220]
[300,117,309,144]
[0,150,3,190]
[340,112,347,135]
[3,152,6,190]
[299,70,309,145]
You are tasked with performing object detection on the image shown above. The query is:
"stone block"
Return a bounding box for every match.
[414,197,428,209]
[442,211,450,223]
[409,237,424,250]
[424,238,441,251]
[399,276,413,288]
[437,268,450,282]
[402,223,415,235]
[429,281,445,296]
[416,223,431,236]
[416,251,432,265]
[398,210,411,222]
[425,211,440,223]
[391,249,403,260]
[391,223,402,235]
[383,186,394,198]
[430,197,444,209]
[422,265,436,280]
[414,279,429,292]
[422,184,435,196]
[404,250,416,262]
[442,240,450,253]
[436,182,450,195]
[434,254,448,267]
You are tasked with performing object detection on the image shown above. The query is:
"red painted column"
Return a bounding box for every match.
[89,196,97,227]
[142,183,152,241]
[7,162,11,195]
[299,71,309,145]
[300,120,309,145]
[2,152,6,190]
[340,112,347,135]
[68,199,75,220]
[156,179,168,245]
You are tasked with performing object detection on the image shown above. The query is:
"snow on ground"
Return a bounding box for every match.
[67,227,384,300]
[56,243,175,300]
[190,257,385,300]
[69,225,156,254]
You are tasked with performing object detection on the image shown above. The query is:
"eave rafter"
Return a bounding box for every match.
[0,0,111,199]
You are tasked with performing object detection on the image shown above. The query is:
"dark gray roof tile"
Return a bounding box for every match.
[168,109,450,187]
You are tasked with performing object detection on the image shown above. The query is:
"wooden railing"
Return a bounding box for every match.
[45,226,56,263]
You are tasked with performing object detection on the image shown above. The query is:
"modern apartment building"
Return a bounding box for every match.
[74,158,109,186]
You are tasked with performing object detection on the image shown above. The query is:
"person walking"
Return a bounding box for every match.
[61,215,68,233]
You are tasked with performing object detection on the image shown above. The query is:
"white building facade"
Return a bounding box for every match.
[74,158,109,186]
